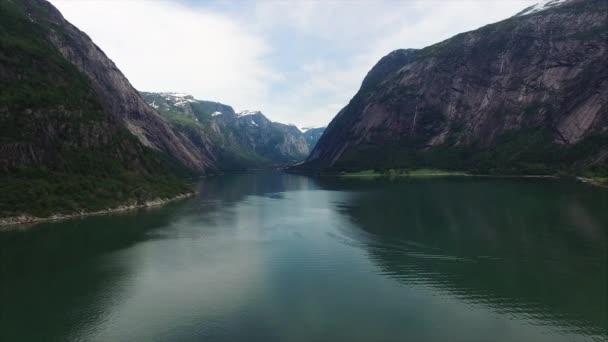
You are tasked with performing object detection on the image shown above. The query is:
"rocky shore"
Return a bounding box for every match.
[0,192,195,228]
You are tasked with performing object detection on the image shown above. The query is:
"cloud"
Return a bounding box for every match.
[50,0,539,128]
[246,0,538,127]
[51,0,276,111]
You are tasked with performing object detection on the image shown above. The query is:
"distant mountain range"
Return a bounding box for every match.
[301,127,326,151]
[303,0,607,176]
[140,92,323,170]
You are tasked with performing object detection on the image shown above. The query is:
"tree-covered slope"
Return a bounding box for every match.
[0,0,206,219]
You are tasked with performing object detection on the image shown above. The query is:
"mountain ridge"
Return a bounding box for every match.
[303,0,607,176]
[25,0,219,171]
[140,92,311,169]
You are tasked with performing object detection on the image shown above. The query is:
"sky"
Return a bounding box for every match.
[50,0,539,128]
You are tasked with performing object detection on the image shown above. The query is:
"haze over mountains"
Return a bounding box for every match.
[1,0,606,222]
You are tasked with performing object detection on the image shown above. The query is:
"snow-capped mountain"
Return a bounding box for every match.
[141,92,311,169]
[236,110,261,117]
[517,0,571,16]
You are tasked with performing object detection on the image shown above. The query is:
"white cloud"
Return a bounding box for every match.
[50,0,539,128]
[51,0,276,111]
[249,0,539,127]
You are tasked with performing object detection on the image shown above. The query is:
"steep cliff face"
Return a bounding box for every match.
[307,0,607,175]
[16,0,217,171]
[141,92,310,169]
[0,0,212,218]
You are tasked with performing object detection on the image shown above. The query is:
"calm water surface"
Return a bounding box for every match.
[1,172,606,341]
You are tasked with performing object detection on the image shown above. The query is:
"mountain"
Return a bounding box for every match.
[0,0,217,220]
[305,0,607,176]
[301,127,326,150]
[141,92,310,169]
[226,110,310,165]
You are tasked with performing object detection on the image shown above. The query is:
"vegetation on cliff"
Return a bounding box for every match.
[0,0,194,219]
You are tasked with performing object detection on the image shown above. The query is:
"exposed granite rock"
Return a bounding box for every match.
[306,0,607,173]
[19,0,217,171]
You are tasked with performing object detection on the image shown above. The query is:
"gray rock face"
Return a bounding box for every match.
[1,0,215,218]
[141,93,311,168]
[22,0,217,171]
[307,0,607,173]
[231,111,310,164]
[302,127,326,150]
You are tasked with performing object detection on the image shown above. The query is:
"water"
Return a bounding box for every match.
[1,172,606,342]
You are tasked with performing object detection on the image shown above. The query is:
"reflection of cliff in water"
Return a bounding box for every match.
[0,207,180,341]
[325,177,608,338]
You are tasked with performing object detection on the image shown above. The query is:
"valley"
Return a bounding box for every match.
[0,1,606,340]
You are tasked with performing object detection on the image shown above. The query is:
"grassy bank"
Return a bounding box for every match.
[340,168,608,189]
[593,177,608,185]
[341,169,469,178]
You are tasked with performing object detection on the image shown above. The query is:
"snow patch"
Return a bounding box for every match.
[237,110,261,117]
[160,92,197,106]
[517,0,570,16]
[250,120,258,127]
[211,111,223,117]
[162,92,189,98]
[173,98,196,106]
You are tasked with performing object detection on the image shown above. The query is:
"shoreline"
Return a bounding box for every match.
[2,173,604,229]
[338,172,608,189]
[342,173,559,179]
[0,192,195,228]
[332,169,559,180]
[576,177,608,188]
[288,168,608,188]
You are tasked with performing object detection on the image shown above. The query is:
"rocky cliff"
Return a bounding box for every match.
[10,0,217,171]
[141,92,310,169]
[302,127,326,150]
[306,0,607,175]
[0,0,214,218]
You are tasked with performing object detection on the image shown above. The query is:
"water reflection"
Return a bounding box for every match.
[0,206,181,341]
[0,173,606,341]
[324,177,608,338]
